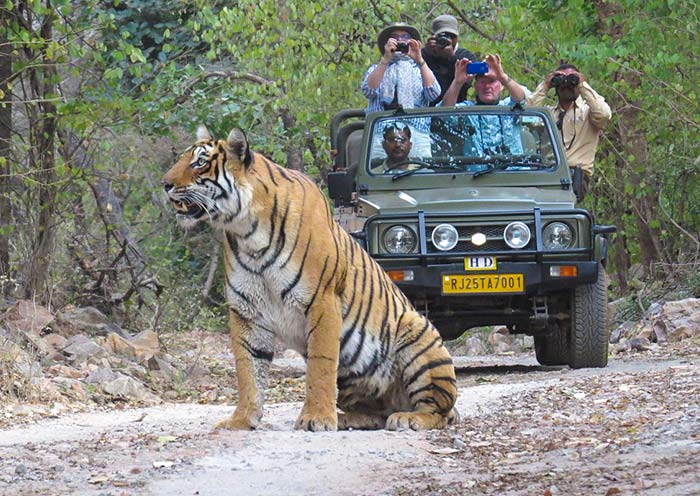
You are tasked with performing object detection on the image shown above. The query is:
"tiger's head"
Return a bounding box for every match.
[162,125,252,228]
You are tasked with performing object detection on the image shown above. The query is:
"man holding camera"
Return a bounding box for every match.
[441,53,527,107]
[422,14,477,105]
[362,22,440,113]
[362,22,439,156]
[439,54,530,155]
[526,64,612,198]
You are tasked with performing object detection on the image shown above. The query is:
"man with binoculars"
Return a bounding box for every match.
[527,64,612,199]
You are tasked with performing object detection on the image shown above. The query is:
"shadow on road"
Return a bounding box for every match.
[455,363,565,376]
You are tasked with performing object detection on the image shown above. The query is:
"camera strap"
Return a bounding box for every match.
[383,88,400,110]
[556,106,577,151]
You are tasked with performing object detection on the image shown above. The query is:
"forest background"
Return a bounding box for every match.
[1,0,699,336]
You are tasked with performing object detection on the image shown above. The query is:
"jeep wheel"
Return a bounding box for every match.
[569,263,609,369]
[534,325,569,366]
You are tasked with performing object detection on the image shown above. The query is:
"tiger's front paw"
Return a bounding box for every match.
[215,417,255,430]
[295,410,338,432]
[214,410,260,431]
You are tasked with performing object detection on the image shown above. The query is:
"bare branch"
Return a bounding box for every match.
[446,0,497,42]
[658,189,700,249]
[175,70,276,104]
[202,234,221,304]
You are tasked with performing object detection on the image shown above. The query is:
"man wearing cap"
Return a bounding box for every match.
[441,54,530,155]
[422,14,477,106]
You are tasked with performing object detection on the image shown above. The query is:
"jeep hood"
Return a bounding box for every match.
[359,186,575,215]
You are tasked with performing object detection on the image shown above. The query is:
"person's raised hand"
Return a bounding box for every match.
[408,39,423,61]
[484,53,505,80]
[382,38,398,62]
[453,58,474,85]
[544,71,557,91]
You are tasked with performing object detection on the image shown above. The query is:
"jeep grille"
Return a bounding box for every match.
[426,222,536,253]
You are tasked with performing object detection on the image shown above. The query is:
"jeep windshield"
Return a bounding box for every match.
[366,107,559,177]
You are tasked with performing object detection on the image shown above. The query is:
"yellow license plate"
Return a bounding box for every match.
[442,274,524,294]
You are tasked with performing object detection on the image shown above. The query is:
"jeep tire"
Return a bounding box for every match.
[534,324,569,366]
[569,262,609,368]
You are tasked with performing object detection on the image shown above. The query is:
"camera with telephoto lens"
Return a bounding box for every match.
[551,73,580,88]
[435,33,452,48]
[395,42,409,53]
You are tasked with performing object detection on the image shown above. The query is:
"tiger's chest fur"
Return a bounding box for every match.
[223,239,310,355]
[223,220,397,390]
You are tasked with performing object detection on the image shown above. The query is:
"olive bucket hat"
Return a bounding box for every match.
[431,14,459,37]
[377,22,421,55]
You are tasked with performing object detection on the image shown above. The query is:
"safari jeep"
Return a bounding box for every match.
[327,105,615,368]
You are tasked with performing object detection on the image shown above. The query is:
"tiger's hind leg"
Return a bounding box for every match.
[386,312,458,431]
[216,311,273,430]
[337,412,386,430]
[336,380,387,430]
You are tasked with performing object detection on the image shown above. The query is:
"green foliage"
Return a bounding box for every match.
[154,0,699,297]
[3,0,700,329]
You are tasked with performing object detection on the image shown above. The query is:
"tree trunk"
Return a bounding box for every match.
[594,0,669,278]
[281,109,304,172]
[0,11,12,293]
[201,239,220,305]
[609,161,630,293]
[22,3,59,301]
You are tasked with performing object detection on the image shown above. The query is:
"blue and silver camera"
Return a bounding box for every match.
[466,61,489,75]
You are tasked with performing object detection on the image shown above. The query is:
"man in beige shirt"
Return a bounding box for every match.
[526,64,611,199]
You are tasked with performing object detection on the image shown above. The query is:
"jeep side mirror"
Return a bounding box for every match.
[593,224,616,235]
[327,171,354,207]
[571,166,584,202]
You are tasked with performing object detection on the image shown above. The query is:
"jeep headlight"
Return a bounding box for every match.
[543,222,574,250]
[382,225,417,254]
[431,224,459,251]
[503,221,531,249]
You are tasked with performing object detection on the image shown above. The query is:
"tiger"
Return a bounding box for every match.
[162,125,457,431]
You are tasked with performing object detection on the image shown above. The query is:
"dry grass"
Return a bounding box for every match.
[0,335,40,402]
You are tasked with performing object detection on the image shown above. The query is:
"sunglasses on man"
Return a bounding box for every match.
[385,135,409,144]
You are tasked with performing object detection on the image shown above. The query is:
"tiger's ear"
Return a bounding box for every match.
[226,128,252,168]
[196,125,213,141]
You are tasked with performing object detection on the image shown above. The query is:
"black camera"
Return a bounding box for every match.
[395,42,409,53]
[435,34,451,48]
[551,73,580,88]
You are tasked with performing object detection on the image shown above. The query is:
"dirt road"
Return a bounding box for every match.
[2,352,699,495]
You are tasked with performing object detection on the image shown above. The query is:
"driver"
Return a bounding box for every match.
[372,124,415,174]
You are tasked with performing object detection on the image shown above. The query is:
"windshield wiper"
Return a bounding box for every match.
[391,163,468,181]
[472,156,551,179]
[472,162,510,178]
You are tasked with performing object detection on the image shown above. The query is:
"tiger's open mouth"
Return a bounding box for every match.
[172,200,205,218]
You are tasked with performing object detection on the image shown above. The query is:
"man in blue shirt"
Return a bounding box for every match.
[362,23,439,157]
[362,22,440,113]
[440,54,530,155]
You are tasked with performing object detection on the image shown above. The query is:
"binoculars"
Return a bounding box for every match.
[551,73,580,88]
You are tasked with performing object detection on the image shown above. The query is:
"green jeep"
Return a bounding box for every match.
[327,105,615,369]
